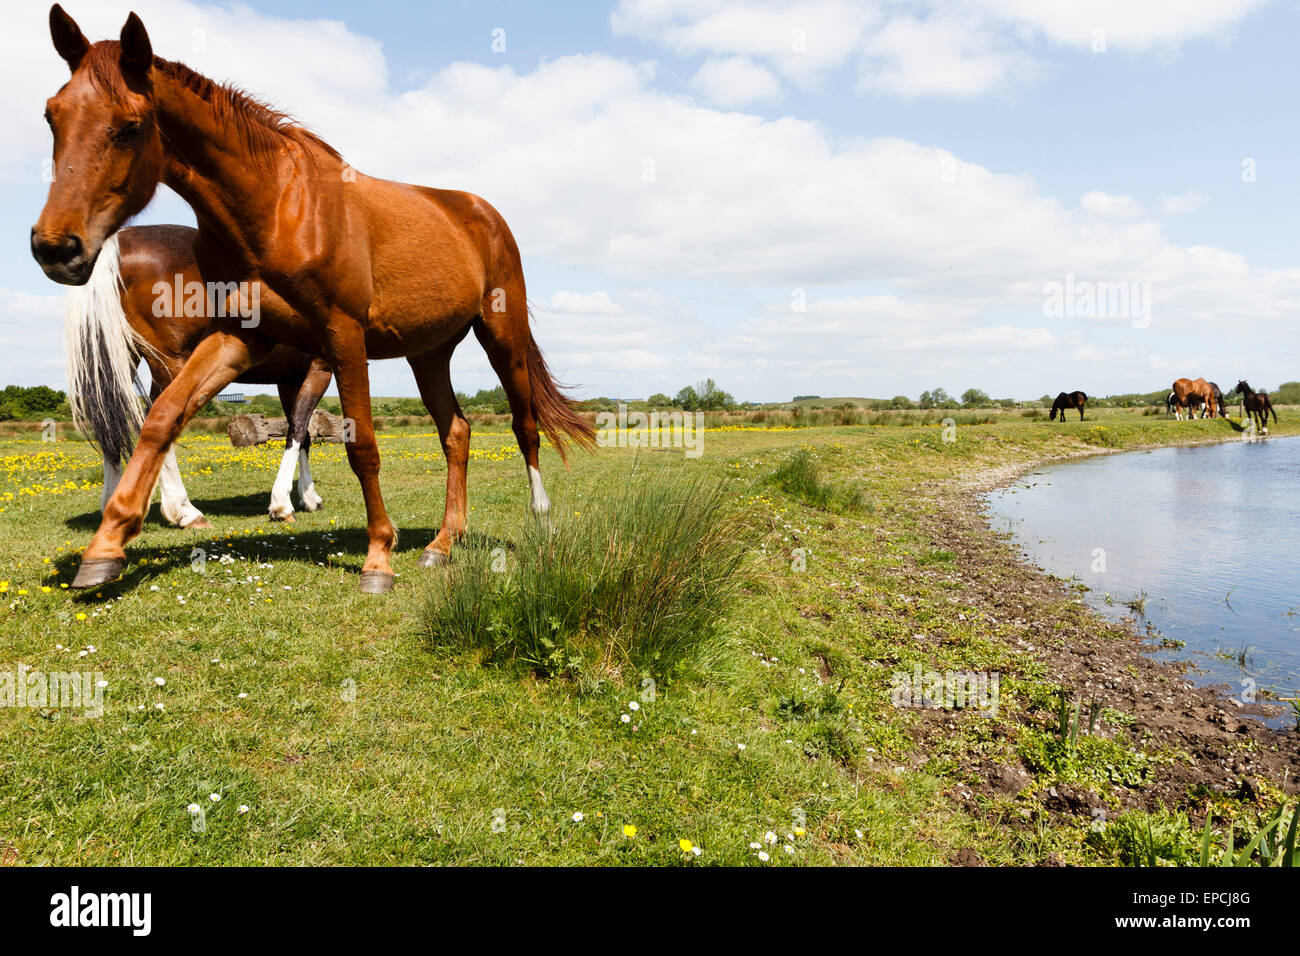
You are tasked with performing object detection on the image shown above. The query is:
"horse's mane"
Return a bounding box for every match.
[81,42,341,166]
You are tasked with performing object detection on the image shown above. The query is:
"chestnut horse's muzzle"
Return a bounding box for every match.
[31,227,94,285]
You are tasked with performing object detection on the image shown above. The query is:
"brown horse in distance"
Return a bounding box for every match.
[1049,390,1087,422]
[1171,377,1217,420]
[33,7,594,593]
[72,224,332,527]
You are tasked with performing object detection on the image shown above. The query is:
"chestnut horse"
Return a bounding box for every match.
[1235,380,1278,435]
[1049,390,1087,422]
[1207,381,1227,420]
[70,224,332,527]
[33,7,594,593]
[1171,377,1216,420]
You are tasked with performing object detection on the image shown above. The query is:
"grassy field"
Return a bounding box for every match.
[1,410,1296,865]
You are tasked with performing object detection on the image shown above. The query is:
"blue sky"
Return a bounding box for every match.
[4,0,1298,403]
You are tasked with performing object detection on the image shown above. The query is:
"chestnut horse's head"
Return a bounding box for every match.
[31,6,163,285]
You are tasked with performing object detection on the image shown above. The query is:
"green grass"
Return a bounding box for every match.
[1,410,1296,864]
[425,464,747,681]
[762,448,865,513]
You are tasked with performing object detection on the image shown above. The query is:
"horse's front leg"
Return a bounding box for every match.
[325,324,397,593]
[73,333,261,588]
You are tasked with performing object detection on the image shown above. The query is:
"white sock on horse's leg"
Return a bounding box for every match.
[297,444,322,511]
[269,440,299,520]
[101,453,122,514]
[527,465,550,517]
[158,448,206,527]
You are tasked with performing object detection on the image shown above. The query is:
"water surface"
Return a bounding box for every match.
[983,437,1300,706]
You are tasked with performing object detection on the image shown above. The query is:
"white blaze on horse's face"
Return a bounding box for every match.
[269,441,300,520]
[527,465,550,517]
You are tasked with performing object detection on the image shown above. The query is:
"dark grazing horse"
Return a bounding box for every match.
[1050,391,1087,422]
[1236,380,1278,435]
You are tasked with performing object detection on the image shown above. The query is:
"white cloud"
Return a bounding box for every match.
[690,56,783,106]
[611,0,1271,102]
[611,0,876,87]
[970,0,1271,52]
[548,291,624,314]
[1080,191,1143,220]
[3,1,1294,400]
[1161,190,1210,215]
[859,13,1038,99]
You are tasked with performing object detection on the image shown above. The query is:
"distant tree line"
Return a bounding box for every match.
[0,385,70,421]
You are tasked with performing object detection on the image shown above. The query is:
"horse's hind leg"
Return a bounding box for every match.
[268,372,309,522]
[269,359,333,520]
[294,359,332,511]
[408,332,472,567]
[473,305,549,518]
[157,448,209,529]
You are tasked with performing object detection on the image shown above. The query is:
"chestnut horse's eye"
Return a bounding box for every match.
[112,121,143,145]
[44,109,53,127]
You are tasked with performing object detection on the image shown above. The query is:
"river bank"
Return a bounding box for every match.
[922,422,1300,861]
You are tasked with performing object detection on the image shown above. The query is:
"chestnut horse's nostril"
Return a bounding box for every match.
[31,230,84,267]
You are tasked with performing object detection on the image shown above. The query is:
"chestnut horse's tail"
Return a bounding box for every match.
[63,233,150,465]
[524,320,595,463]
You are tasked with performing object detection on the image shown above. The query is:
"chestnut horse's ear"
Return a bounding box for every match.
[49,4,90,71]
[119,12,153,78]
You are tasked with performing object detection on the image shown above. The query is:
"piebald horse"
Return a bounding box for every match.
[1049,390,1087,422]
[1235,380,1278,435]
[69,224,332,527]
[32,7,594,593]
[1171,377,1217,420]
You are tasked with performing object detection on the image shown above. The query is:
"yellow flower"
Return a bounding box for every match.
[75,613,87,621]
[623,824,637,838]
[794,827,806,837]
[41,586,51,593]
[679,839,693,853]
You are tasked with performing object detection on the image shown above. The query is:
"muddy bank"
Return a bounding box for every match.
[916,438,1300,844]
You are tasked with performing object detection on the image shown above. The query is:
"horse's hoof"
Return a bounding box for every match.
[418,548,449,568]
[72,557,124,589]
[183,516,213,531]
[269,511,295,524]
[359,570,395,594]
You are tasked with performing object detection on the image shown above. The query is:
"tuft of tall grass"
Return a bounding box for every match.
[763,449,864,513]
[424,465,749,682]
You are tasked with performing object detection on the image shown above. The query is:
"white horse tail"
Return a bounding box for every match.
[63,233,150,465]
